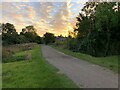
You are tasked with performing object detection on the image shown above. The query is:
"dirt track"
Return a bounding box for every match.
[41,45,118,88]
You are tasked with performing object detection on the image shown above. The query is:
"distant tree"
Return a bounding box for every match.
[43,32,55,44]
[2,23,19,45]
[21,25,37,34]
[20,25,42,44]
[18,35,29,43]
[1,23,43,45]
[35,36,42,44]
[0,23,2,34]
[2,23,17,34]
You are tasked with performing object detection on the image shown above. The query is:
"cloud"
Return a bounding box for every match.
[2,0,31,2]
[2,2,37,33]
[48,1,75,36]
[26,5,36,20]
[1,1,84,36]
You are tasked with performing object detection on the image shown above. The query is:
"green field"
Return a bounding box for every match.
[52,46,119,73]
[2,44,77,88]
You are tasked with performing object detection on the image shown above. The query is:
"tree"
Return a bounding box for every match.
[35,36,42,44]
[18,35,29,43]
[20,25,42,43]
[72,2,119,56]
[2,23,19,45]
[75,13,91,40]
[43,32,55,44]
[2,23,42,45]
[2,23,17,34]
[95,2,118,56]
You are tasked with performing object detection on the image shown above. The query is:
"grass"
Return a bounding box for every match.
[51,46,119,73]
[2,44,78,88]
[0,63,1,89]
[2,43,37,63]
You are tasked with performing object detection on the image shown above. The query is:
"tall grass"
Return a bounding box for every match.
[2,43,37,63]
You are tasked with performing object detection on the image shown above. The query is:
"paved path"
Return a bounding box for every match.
[41,45,118,88]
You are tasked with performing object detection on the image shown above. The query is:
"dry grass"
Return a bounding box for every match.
[2,43,37,63]
[25,52,32,60]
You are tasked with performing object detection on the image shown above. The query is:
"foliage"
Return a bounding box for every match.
[2,23,19,45]
[20,25,42,44]
[67,2,120,57]
[2,23,42,45]
[43,32,55,44]
[67,38,79,52]
[2,43,37,63]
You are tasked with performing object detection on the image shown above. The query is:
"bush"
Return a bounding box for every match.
[43,32,55,44]
[67,38,79,52]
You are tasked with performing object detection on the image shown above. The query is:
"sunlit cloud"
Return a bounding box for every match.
[2,0,88,3]
[1,1,86,36]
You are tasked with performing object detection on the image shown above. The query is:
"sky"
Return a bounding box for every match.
[0,0,88,36]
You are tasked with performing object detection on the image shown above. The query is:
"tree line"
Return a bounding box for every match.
[1,23,42,45]
[1,23,56,45]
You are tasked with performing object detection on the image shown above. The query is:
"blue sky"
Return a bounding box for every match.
[0,0,88,36]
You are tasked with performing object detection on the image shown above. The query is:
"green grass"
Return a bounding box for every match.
[2,45,78,88]
[2,43,37,63]
[0,63,2,89]
[52,46,119,73]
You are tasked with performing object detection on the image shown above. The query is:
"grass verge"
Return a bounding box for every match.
[2,44,78,88]
[51,46,119,73]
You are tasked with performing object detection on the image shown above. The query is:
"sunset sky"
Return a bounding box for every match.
[0,0,88,36]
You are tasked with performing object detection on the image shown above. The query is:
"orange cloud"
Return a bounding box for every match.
[1,2,84,36]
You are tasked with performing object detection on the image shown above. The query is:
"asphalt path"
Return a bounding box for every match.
[41,45,118,88]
